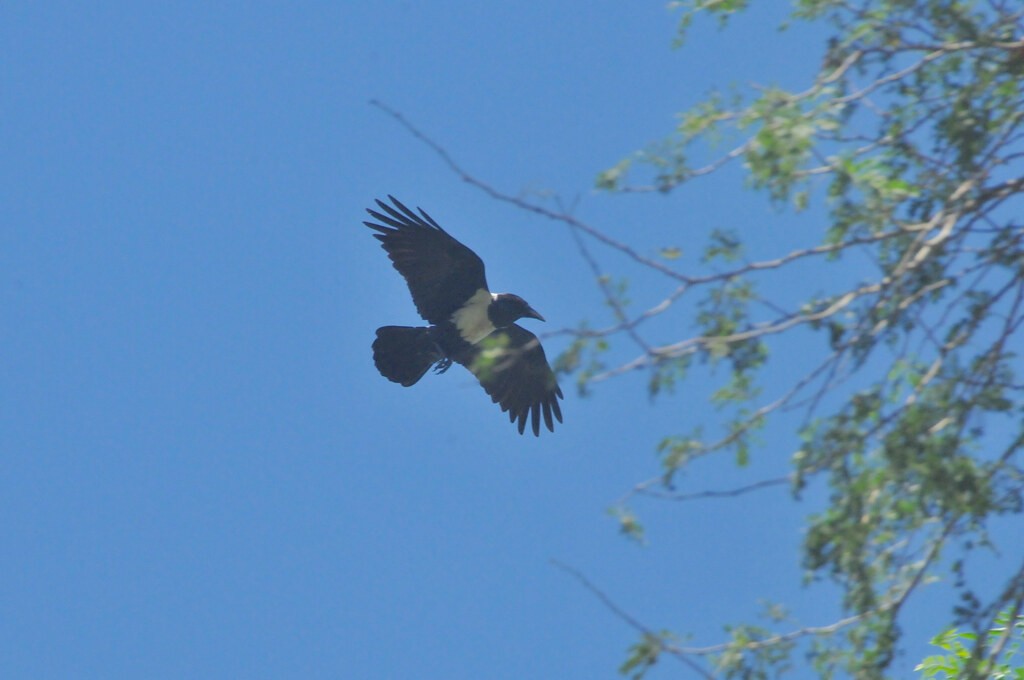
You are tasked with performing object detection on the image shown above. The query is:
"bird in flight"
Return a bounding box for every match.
[364,196,563,436]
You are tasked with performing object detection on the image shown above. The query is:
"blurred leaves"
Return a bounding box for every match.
[916,607,1024,680]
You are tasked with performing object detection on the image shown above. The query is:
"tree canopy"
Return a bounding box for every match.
[580,1,1024,677]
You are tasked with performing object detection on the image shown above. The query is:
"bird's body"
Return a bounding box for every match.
[364,196,563,436]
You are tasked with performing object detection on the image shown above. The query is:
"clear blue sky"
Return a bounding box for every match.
[3,2,1015,678]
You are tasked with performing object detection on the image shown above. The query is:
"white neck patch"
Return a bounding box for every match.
[451,288,497,344]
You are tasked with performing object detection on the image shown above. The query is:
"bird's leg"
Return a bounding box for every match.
[427,332,452,374]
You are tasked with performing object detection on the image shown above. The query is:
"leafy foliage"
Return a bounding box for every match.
[916,607,1024,680]
[566,0,1024,676]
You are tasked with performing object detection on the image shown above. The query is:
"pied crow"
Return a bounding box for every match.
[364,196,563,436]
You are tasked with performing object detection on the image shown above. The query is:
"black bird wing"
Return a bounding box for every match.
[364,196,489,325]
[457,324,564,436]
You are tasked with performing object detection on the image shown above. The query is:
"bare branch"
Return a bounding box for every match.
[549,560,714,679]
[633,475,791,502]
[369,99,694,284]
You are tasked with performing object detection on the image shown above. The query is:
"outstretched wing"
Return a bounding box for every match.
[364,196,489,324]
[458,325,564,436]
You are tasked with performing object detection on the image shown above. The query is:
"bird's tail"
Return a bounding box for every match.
[372,326,445,387]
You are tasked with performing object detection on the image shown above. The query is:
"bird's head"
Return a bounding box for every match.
[489,293,545,327]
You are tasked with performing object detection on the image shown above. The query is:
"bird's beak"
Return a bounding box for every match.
[525,307,546,322]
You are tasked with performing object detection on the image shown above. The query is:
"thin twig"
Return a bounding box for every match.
[369,99,694,283]
[635,475,791,502]
[550,559,714,679]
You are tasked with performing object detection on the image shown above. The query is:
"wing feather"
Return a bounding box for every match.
[364,196,488,324]
[457,325,564,436]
